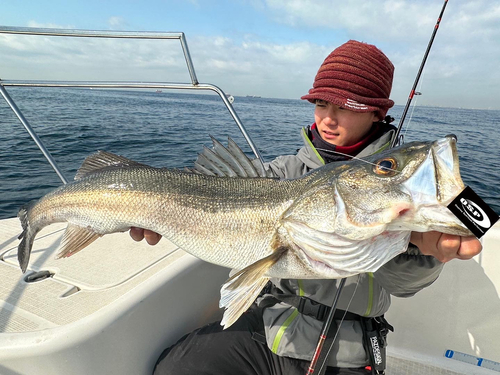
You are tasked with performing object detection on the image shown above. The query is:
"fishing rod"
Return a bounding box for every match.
[391,0,449,148]
[308,2,450,374]
[307,278,346,375]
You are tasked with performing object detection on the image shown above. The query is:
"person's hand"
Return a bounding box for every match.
[129,227,162,246]
[410,231,482,263]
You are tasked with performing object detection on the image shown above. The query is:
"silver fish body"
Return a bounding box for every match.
[17,136,471,326]
[19,163,301,270]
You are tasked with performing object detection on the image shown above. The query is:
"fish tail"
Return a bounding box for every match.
[17,201,38,273]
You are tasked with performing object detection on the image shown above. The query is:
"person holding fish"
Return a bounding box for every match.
[132,40,482,375]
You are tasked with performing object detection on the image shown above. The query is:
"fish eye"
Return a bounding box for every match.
[374,157,398,176]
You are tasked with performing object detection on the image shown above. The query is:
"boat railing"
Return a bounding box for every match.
[0,26,264,184]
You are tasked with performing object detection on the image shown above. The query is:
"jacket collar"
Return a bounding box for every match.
[298,122,396,167]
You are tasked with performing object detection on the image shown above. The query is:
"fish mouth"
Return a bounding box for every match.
[399,135,471,235]
[403,135,463,204]
[431,135,465,204]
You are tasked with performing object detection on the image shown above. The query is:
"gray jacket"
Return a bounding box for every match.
[260,125,444,367]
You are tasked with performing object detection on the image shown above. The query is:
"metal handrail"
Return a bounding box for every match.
[0,26,264,184]
[0,26,198,84]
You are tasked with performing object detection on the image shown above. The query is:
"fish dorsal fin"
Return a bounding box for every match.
[56,224,102,258]
[219,245,287,328]
[226,137,261,177]
[186,136,278,178]
[75,150,148,180]
[210,136,248,177]
[200,146,237,177]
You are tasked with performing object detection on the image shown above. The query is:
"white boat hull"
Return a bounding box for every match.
[1,218,499,374]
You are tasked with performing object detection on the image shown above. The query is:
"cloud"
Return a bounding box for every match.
[108,16,128,30]
[264,0,438,40]
[263,0,500,42]
[0,26,188,82]
[0,26,316,98]
[270,0,500,109]
[1,4,499,110]
[27,21,75,29]
[188,35,329,97]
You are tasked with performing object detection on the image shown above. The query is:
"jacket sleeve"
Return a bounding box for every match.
[265,155,308,179]
[265,157,287,179]
[373,244,444,298]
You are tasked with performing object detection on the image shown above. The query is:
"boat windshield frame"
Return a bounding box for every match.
[0,26,264,184]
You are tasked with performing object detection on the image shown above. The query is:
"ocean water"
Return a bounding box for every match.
[1,87,499,219]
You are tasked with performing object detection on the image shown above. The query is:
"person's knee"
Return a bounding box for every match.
[152,322,225,374]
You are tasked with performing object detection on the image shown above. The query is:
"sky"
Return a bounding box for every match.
[0,0,499,109]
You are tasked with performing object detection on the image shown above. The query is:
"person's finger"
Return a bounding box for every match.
[130,227,145,242]
[144,230,162,245]
[435,233,461,262]
[456,236,482,260]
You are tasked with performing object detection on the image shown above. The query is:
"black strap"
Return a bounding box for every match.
[360,316,394,374]
[298,297,361,322]
[260,286,361,322]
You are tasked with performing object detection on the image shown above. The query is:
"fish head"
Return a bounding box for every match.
[332,135,470,237]
[281,136,471,278]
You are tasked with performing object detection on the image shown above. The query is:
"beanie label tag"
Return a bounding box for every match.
[345,99,369,110]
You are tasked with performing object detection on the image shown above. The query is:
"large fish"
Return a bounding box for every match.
[17,135,471,327]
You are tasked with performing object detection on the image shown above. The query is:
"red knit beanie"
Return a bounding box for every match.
[301,40,395,119]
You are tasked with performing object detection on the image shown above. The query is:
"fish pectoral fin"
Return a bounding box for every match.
[219,246,287,329]
[220,275,269,330]
[56,224,102,259]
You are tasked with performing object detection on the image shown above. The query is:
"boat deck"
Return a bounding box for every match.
[0,217,229,374]
[1,217,185,331]
[1,218,499,374]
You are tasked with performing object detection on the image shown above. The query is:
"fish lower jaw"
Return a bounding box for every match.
[406,204,472,236]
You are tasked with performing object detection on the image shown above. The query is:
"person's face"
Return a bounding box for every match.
[314,100,379,146]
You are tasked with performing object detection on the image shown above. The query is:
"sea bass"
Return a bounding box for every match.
[17,135,471,327]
